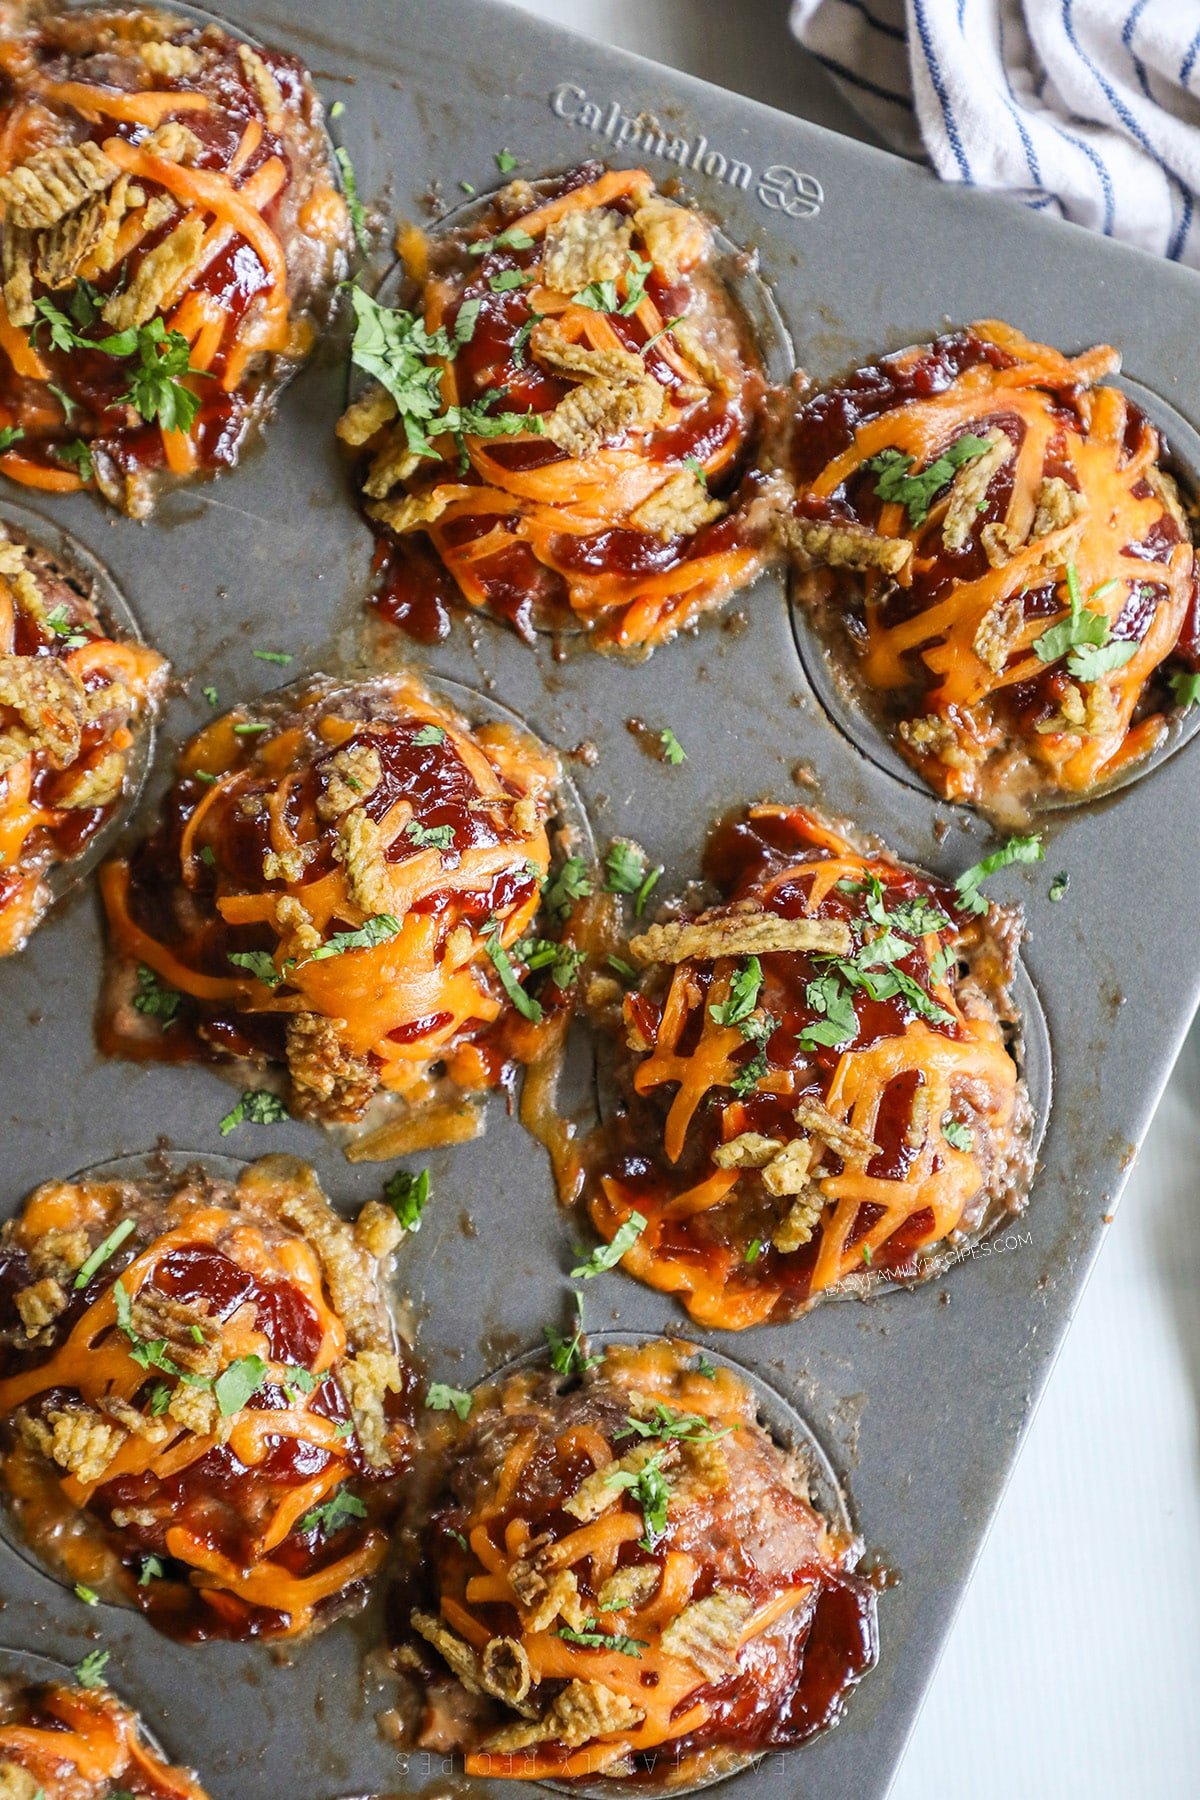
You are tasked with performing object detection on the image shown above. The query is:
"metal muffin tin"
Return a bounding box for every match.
[3,1,1199,1796]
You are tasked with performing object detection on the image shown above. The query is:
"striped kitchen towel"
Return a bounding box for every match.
[790,0,1200,267]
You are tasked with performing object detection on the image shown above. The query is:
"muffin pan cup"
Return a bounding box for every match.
[2,2,1200,1798]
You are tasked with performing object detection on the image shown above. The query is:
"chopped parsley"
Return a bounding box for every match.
[605,1448,670,1551]
[214,1353,269,1417]
[138,1555,165,1585]
[74,1218,136,1291]
[132,964,182,1029]
[307,915,403,960]
[729,1011,776,1097]
[543,855,593,917]
[544,1290,600,1378]
[405,819,456,851]
[426,1382,473,1420]
[219,1089,290,1135]
[510,934,587,991]
[495,147,518,172]
[572,1211,647,1278]
[299,1487,368,1537]
[1049,871,1070,903]
[488,268,529,293]
[1169,668,1200,711]
[660,726,687,765]
[0,425,24,451]
[708,957,763,1028]
[954,834,1044,915]
[1032,564,1139,681]
[574,251,652,317]
[695,1352,718,1379]
[558,1620,647,1657]
[118,316,205,434]
[603,840,661,915]
[44,603,90,648]
[942,1115,975,1151]
[74,1649,110,1688]
[413,723,446,745]
[799,973,859,1051]
[866,433,993,527]
[484,925,543,1023]
[384,1166,431,1230]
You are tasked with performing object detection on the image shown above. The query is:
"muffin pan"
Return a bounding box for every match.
[3,1,1200,1797]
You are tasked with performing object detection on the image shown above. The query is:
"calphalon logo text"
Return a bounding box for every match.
[550,83,823,219]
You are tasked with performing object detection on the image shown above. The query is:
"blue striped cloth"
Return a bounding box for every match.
[791,0,1200,267]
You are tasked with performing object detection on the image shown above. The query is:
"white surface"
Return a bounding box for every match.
[504,2,1200,1792]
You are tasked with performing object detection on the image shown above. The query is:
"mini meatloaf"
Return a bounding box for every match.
[98,671,590,1146]
[587,806,1032,1329]
[788,320,1199,816]
[339,161,783,650]
[0,1,350,514]
[0,1676,208,1799]
[0,1154,417,1640]
[399,1339,877,1785]
[0,519,166,955]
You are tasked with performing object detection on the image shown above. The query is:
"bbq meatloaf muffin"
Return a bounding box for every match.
[0,1,350,514]
[787,320,1199,817]
[0,517,165,955]
[339,161,785,651]
[397,1339,877,1786]
[0,1154,417,1640]
[0,1675,209,1799]
[585,806,1033,1329]
[98,671,592,1157]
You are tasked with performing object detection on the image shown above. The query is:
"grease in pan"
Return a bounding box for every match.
[0,1671,209,1798]
[339,162,785,651]
[0,0,350,513]
[586,807,1033,1328]
[398,1338,876,1786]
[98,670,592,1150]
[0,516,165,956]
[0,1154,416,1640]
[787,321,1199,817]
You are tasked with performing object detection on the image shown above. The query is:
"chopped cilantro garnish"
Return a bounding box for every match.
[603,840,661,915]
[484,925,543,1022]
[861,1242,874,1267]
[74,1218,135,1291]
[682,454,707,489]
[695,1352,718,1379]
[1032,563,1139,680]
[75,1583,99,1605]
[232,720,270,736]
[543,855,593,916]
[510,935,586,990]
[53,438,93,483]
[299,1487,368,1537]
[660,726,687,764]
[544,1290,600,1378]
[219,1089,290,1135]
[469,227,537,255]
[413,723,446,745]
[606,953,638,980]
[942,1115,975,1152]
[307,915,402,960]
[214,1353,269,1417]
[615,1403,729,1446]
[252,649,292,666]
[0,425,24,451]
[132,965,182,1029]
[117,316,204,434]
[228,949,288,987]
[495,147,518,172]
[426,1382,473,1420]
[1049,871,1070,903]
[605,1448,670,1550]
[954,834,1044,915]
[334,144,370,251]
[572,1212,647,1278]
[405,819,455,851]
[329,100,346,119]
[708,957,763,1028]
[558,1620,647,1657]
[866,433,993,527]
[74,1649,110,1688]
[488,268,529,293]
[745,1238,764,1263]
[384,1166,431,1230]
[1170,668,1200,712]
[202,685,219,707]
[138,1555,165,1584]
